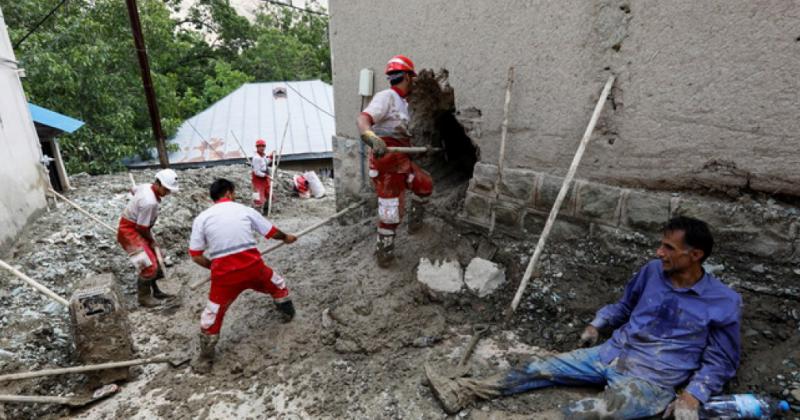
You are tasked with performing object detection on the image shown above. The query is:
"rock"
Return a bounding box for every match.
[42,301,64,316]
[417,258,463,294]
[703,263,725,274]
[790,388,800,402]
[464,258,506,298]
[751,264,766,273]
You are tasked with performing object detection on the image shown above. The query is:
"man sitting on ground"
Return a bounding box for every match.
[427,216,741,419]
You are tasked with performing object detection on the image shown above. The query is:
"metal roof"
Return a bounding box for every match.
[168,80,334,164]
[28,103,85,136]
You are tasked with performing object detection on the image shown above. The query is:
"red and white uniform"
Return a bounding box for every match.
[188,198,289,335]
[117,184,161,279]
[361,87,433,235]
[251,152,273,207]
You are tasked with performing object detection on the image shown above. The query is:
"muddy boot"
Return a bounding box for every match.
[425,363,503,414]
[274,300,296,323]
[262,200,271,215]
[408,198,426,234]
[191,333,219,374]
[375,233,396,268]
[150,268,174,300]
[137,278,160,308]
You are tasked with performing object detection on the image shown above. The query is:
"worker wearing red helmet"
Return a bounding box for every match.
[251,139,275,214]
[356,54,433,267]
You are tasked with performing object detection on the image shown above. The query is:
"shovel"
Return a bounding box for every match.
[0,383,119,407]
[0,353,190,383]
[443,324,490,378]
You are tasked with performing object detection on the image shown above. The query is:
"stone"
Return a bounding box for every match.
[791,388,800,402]
[464,258,506,297]
[417,258,463,294]
[623,191,670,231]
[499,168,536,203]
[69,273,134,386]
[470,162,498,192]
[751,264,766,274]
[463,192,492,222]
[536,175,574,214]
[575,181,622,222]
[493,202,523,229]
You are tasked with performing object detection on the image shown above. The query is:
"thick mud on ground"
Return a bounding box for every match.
[0,164,798,419]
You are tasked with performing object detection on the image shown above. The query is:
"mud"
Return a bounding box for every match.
[0,159,798,418]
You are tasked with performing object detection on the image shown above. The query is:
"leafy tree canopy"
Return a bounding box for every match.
[3,0,329,173]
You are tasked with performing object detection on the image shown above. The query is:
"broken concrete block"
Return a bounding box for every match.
[69,273,133,386]
[464,192,492,222]
[464,258,506,297]
[623,191,670,232]
[494,202,523,229]
[417,258,463,295]
[470,162,498,192]
[576,181,622,222]
[499,168,536,203]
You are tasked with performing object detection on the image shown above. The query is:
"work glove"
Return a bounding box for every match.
[129,250,153,270]
[662,393,700,420]
[578,325,599,348]
[361,130,387,158]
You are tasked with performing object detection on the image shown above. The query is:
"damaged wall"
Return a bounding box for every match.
[329,0,800,197]
[0,6,49,252]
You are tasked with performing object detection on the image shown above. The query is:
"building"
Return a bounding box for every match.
[161,80,335,176]
[329,1,799,202]
[0,6,50,252]
[29,103,85,192]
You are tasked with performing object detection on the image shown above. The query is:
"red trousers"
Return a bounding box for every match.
[370,137,433,232]
[201,261,290,335]
[116,218,158,279]
[251,173,271,207]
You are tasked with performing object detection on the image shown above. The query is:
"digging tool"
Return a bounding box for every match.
[386,146,442,154]
[0,354,190,383]
[0,259,69,306]
[443,324,490,379]
[489,67,515,236]
[0,384,119,407]
[230,131,252,165]
[508,75,616,316]
[189,201,364,290]
[128,174,170,282]
[268,114,291,217]
[48,188,116,233]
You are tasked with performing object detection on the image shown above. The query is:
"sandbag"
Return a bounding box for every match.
[304,170,325,198]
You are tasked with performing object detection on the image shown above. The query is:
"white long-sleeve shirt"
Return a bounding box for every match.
[252,153,272,178]
[121,184,160,228]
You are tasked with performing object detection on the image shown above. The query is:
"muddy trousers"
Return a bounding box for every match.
[370,162,433,234]
[501,347,674,419]
[251,173,272,207]
[117,218,159,279]
[200,261,290,335]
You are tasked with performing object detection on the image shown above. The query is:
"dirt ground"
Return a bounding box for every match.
[0,162,799,419]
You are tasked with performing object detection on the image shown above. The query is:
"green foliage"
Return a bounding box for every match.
[4,0,330,174]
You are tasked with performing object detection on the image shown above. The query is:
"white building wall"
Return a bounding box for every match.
[0,6,48,251]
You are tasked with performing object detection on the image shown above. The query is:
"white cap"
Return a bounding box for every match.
[155,169,180,192]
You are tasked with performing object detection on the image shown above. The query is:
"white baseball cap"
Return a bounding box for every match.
[155,169,180,192]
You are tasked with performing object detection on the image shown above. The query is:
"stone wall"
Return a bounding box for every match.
[464,162,800,261]
[329,0,800,197]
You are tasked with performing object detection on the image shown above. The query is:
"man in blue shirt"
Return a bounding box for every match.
[427,217,742,419]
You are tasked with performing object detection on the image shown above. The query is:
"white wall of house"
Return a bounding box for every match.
[0,6,48,251]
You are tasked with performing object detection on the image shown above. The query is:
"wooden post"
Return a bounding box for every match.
[0,259,69,306]
[489,67,515,235]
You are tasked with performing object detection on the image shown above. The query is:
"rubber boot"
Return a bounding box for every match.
[191,333,219,374]
[424,363,503,414]
[408,199,427,234]
[274,300,296,323]
[137,278,160,308]
[375,233,395,268]
[262,200,271,215]
[150,268,174,300]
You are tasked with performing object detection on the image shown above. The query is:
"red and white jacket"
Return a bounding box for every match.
[251,153,273,178]
[188,198,279,276]
[361,87,411,139]
[121,184,161,231]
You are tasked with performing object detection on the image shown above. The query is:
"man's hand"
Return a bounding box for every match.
[361,130,387,158]
[283,234,297,244]
[662,392,700,420]
[578,325,599,348]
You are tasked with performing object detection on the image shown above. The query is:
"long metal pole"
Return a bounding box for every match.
[125,0,169,168]
[509,75,616,314]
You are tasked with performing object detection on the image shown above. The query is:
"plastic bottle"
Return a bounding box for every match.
[699,394,790,419]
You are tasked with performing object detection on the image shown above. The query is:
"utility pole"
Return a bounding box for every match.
[125,0,169,168]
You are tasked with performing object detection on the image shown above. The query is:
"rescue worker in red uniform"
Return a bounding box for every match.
[188,178,297,373]
[251,139,274,214]
[356,54,433,267]
[117,169,179,307]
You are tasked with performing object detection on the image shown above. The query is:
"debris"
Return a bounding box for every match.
[751,264,767,274]
[417,258,464,294]
[464,258,506,298]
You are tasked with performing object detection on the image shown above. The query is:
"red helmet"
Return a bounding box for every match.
[255,139,266,147]
[384,55,416,76]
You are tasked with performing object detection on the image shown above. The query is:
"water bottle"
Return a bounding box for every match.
[699,394,790,419]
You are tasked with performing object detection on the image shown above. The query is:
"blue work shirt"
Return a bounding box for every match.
[590,259,742,403]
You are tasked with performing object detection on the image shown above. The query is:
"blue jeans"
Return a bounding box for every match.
[501,347,675,419]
